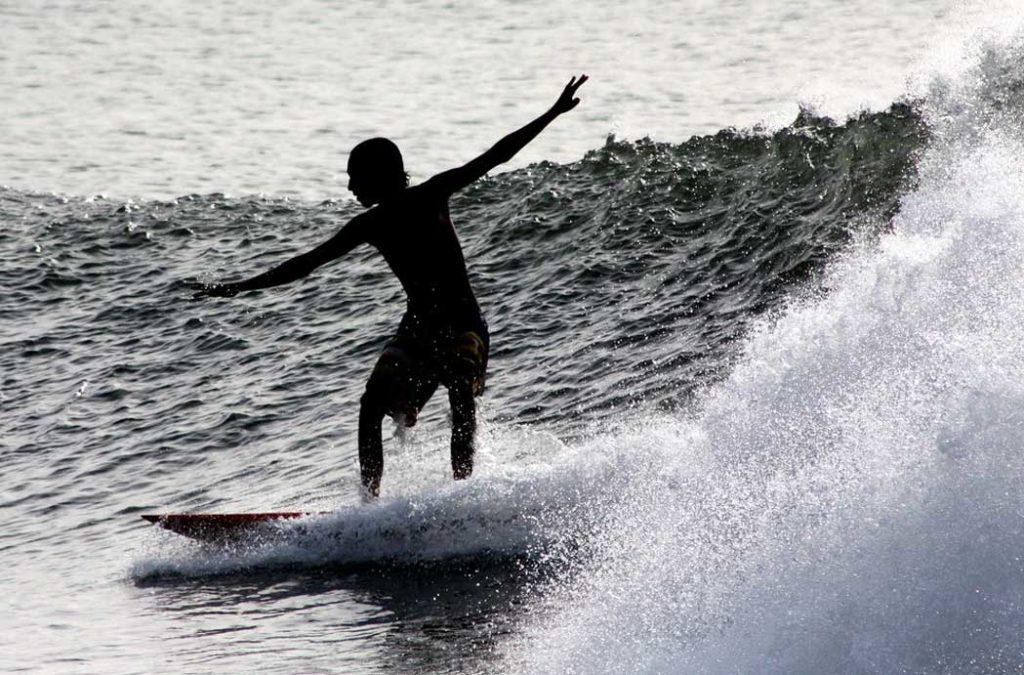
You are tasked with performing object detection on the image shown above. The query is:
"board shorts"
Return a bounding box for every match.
[365,309,489,425]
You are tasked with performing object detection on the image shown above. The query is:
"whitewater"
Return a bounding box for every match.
[507,16,1024,675]
[4,1,1024,673]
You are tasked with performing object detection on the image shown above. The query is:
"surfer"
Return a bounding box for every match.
[190,75,588,498]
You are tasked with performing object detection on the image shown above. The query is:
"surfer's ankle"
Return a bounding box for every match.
[360,477,380,502]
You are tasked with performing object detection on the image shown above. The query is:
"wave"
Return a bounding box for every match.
[124,106,930,579]
[501,19,1024,675]
[2,45,966,670]
[3,92,932,592]
[2,101,926,462]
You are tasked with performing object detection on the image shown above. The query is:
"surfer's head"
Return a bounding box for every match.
[346,137,410,206]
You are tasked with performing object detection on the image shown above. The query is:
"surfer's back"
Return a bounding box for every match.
[361,181,479,321]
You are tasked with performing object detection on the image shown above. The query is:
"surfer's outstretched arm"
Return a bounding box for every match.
[426,74,588,195]
[191,214,369,298]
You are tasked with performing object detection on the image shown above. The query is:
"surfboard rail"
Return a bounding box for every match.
[141,512,329,541]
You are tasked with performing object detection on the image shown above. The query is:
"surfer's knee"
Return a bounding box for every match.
[365,345,437,426]
[450,330,487,397]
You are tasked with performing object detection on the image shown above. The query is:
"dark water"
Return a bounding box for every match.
[131,560,536,674]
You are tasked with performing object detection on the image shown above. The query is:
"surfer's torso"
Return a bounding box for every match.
[355,180,480,327]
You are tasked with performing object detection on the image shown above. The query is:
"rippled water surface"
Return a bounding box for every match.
[9,1,1024,674]
[3,0,950,199]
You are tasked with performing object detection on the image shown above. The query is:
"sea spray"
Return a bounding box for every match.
[504,26,1024,675]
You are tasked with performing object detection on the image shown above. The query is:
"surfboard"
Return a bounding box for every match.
[141,512,329,542]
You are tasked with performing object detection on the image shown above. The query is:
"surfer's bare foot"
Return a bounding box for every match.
[360,482,379,503]
[360,471,380,502]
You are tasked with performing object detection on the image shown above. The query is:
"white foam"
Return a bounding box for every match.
[503,17,1024,675]
[129,421,662,579]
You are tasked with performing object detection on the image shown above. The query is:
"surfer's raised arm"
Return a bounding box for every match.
[425,74,588,196]
[191,214,369,298]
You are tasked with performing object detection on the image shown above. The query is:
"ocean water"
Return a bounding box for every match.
[3,0,949,199]
[4,0,1024,673]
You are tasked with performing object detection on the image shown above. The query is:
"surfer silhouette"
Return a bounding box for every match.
[191,75,588,498]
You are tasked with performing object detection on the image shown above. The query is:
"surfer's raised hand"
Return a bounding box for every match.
[551,74,588,115]
[423,75,589,195]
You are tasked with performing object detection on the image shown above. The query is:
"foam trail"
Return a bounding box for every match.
[504,22,1024,675]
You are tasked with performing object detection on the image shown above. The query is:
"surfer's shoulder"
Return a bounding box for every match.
[342,209,375,233]
[406,177,452,204]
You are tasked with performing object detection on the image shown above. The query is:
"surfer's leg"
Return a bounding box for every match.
[448,381,475,480]
[359,345,405,498]
[372,317,437,426]
[359,324,437,496]
[444,328,488,480]
[358,391,385,497]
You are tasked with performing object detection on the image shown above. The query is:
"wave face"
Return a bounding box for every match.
[466,106,928,434]
[0,101,927,453]
[501,23,1024,675]
[1,102,924,548]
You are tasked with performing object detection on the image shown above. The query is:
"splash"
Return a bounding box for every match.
[130,422,657,579]
[502,21,1024,675]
